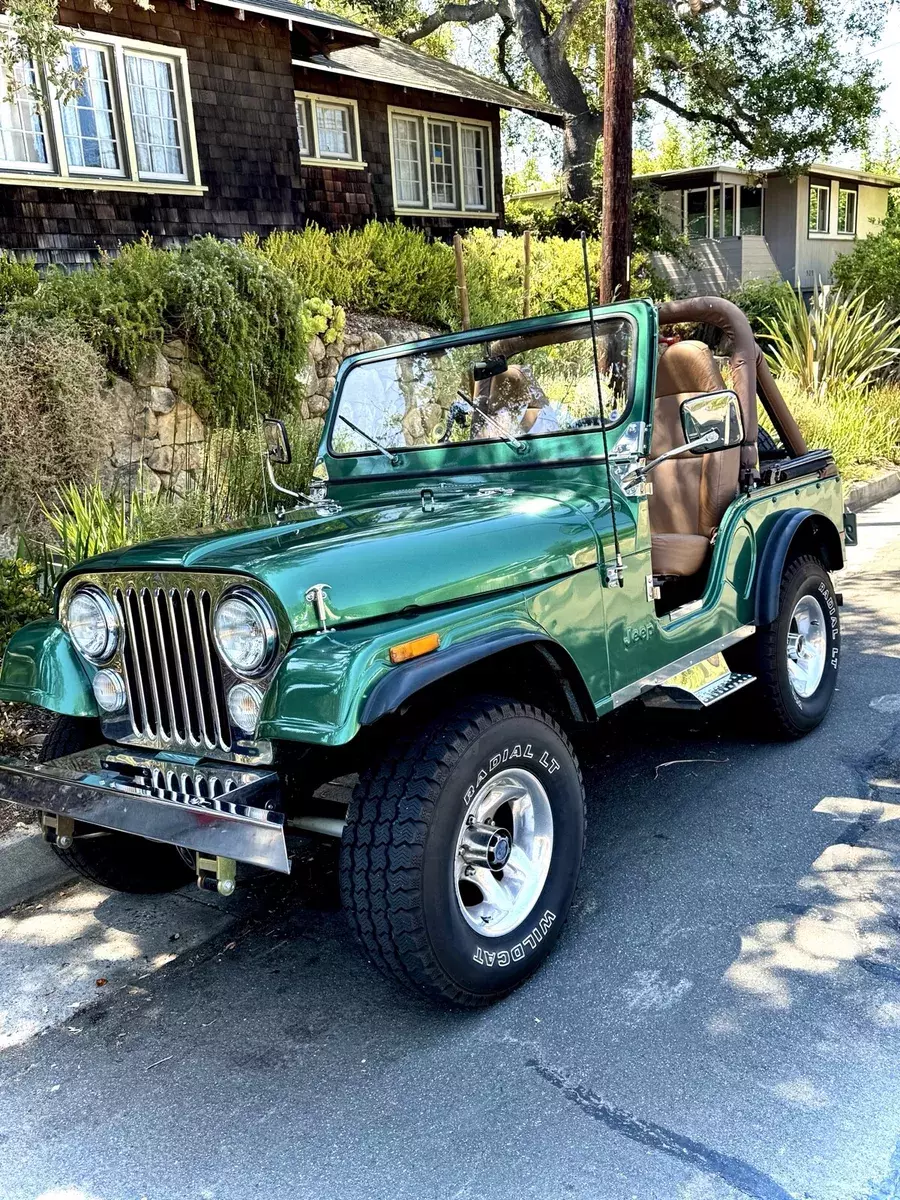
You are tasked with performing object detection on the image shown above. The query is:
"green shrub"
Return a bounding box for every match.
[832,198,900,315]
[13,237,169,376]
[0,315,109,532]
[763,283,900,396]
[0,252,39,313]
[0,560,52,658]
[300,298,346,346]
[13,236,306,426]
[727,277,797,336]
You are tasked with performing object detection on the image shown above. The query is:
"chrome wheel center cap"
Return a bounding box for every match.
[460,822,513,871]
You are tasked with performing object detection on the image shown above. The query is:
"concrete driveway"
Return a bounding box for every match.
[1,495,899,1200]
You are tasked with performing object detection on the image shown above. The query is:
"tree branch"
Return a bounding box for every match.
[399,1,499,43]
[552,0,592,50]
[641,86,754,149]
[497,12,517,88]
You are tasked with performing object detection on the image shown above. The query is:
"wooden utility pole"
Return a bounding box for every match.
[523,229,532,318]
[599,0,634,304]
[453,233,470,329]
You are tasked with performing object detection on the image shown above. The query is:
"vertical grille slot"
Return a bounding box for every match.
[111,581,231,752]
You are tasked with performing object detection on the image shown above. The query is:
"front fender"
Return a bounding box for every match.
[258,595,561,748]
[0,620,98,717]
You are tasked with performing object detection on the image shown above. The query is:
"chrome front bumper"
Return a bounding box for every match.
[0,745,289,873]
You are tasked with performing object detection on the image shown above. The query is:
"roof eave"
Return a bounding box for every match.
[207,0,379,41]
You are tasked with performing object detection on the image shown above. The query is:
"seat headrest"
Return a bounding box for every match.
[655,341,724,398]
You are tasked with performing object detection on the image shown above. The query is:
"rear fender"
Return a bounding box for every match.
[0,620,98,717]
[755,509,843,626]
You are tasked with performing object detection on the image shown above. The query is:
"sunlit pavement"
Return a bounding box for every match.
[1,494,899,1200]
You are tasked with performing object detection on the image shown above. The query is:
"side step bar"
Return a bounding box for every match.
[0,745,289,873]
[643,652,755,711]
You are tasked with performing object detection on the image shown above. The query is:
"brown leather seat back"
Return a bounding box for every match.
[648,341,740,541]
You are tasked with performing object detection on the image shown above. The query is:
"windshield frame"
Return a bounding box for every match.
[321,303,650,481]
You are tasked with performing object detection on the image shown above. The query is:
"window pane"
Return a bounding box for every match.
[809,185,829,233]
[62,46,120,172]
[740,186,763,235]
[296,98,311,156]
[125,55,185,178]
[331,318,634,456]
[723,186,735,236]
[0,61,49,168]
[711,188,721,238]
[428,120,456,208]
[316,103,352,158]
[461,125,486,209]
[392,114,423,206]
[838,189,856,234]
[685,189,708,238]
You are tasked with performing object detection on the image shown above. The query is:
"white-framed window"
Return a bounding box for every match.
[0,61,52,170]
[837,186,857,235]
[0,26,201,192]
[809,183,830,234]
[124,52,187,180]
[461,124,487,210]
[683,187,710,239]
[61,44,122,175]
[388,107,494,216]
[294,92,363,167]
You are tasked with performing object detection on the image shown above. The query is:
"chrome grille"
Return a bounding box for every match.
[113,585,232,753]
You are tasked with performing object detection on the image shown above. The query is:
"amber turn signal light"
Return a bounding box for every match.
[389,632,440,664]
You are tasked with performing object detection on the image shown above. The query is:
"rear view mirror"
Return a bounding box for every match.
[680,390,744,454]
[263,417,292,464]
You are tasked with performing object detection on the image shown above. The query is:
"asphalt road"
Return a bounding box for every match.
[1,494,900,1200]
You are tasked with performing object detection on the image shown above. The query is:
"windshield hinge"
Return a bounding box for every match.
[421,488,435,513]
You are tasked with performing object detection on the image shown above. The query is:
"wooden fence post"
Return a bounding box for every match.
[523,229,532,319]
[454,233,470,330]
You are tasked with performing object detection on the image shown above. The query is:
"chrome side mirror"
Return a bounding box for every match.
[263,417,292,465]
[680,389,744,454]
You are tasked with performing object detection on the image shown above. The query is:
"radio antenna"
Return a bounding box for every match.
[580,232,624,588]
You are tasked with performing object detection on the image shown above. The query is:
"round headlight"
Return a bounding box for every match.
[227,682,263,733]
[213,589,278,677]
[67,586,119,663]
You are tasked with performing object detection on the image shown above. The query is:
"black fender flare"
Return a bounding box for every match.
[754,508,843,626]
[359,630,594,726]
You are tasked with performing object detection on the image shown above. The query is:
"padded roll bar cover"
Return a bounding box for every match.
[658,297,759,473]
[755,348,808,457]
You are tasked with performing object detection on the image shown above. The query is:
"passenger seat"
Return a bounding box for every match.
[648,341,741,578]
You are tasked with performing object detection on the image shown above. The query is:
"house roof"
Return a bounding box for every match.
[293,35,561,123]
[208,0,378,41]
[634,162,900,189]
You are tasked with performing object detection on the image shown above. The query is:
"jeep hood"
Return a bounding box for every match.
[70,489,599,634]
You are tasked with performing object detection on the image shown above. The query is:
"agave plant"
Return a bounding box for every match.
[763,282,900,397]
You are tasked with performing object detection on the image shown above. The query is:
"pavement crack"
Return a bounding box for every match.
[526,1057,798,1200]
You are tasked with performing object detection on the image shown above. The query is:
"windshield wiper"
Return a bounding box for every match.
[339,415,400,466]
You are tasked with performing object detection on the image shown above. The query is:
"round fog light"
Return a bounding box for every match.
[227,682,263,734]
[92,668,127,713]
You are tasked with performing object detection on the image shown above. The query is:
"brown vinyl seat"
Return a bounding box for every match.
[648,341,741,577]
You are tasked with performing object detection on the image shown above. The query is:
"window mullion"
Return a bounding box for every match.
[310,99,321,159]
[454,121,463,211]
[42,67,72,182]
[113,43,139,180]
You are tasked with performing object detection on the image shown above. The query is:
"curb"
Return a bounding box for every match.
[845,468,900,513]
[0,826,75,914]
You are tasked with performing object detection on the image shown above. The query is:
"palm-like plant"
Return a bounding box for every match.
[763,282,900,397]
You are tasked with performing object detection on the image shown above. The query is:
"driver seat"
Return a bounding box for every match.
[649,341,741,577]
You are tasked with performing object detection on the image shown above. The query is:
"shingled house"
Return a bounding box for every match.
[0,0,559,265]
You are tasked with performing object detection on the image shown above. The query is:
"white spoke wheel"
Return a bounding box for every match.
[340,698,586,1007]
[785,594,827,699]
[455,768,553,938]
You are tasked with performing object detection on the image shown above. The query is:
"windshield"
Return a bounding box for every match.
[330,316,634,457]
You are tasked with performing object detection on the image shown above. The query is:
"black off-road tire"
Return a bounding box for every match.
[339,697,586,1007]
[743,554,840,739]
[40,715,195,894]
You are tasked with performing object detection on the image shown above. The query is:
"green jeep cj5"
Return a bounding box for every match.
[0,295,849,1006]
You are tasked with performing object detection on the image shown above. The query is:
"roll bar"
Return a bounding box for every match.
[657,296,807,465]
